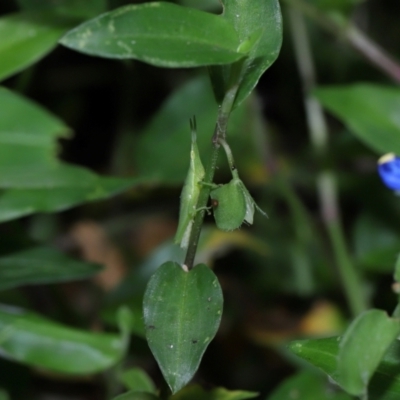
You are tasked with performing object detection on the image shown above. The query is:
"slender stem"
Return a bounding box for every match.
[283,0,400,84]
[319,173,366,315]
[219,138,235,170]
[183,84,239,269]
[347,25,400,84]
[289,7,367,316]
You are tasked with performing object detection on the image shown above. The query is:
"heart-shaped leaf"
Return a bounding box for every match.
[143,261,223,393]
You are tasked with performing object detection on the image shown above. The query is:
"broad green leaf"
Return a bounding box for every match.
[0,389,9,400]
[268,371,352,400]
[0,304,125,374]
[120,367,156,394]
[112,392,159,400]
[17,0,107,19]
[134,75,267,184]
[0,86,70,143]
[143,261,223,393]
[289,336,400,400]
[60,2,244,68]
[171,384,258,400]
[315,84,400,155]
[179,0,221,12]
[0,12,73,82]
[0,176,138,223]
[134,75,216,183]
[0,163,98,188]
[0,87,138,222]
[209,0,282,108]
[0,246,102,291]
[103,228,264,338]
[338,309,400,396]
[353,215,400,273]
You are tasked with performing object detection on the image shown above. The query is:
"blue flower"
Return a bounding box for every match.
[377,153,400,190]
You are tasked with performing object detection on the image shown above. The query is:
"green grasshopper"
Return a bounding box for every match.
[175,122,266,245]
[174,117,205,248]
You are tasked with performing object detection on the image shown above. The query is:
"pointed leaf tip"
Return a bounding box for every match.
[143,262,223,393]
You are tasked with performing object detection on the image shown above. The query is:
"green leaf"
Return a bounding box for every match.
[0,304,125,374]
[60,2,244,68]
[209,0,282,108]
[353,215,400,273]
[134,75,217,184]
[0,176,138,223]
[170,385,258,400]
[119,367,156,394]
[143,261,223,393]
[0,246,102,291]
[315,84,400,155]
[112,392,159,400]
[0,85,70,145]
[0,12,73,82]
[289,335,400,400]
[0,389,9,400]
[338,309,400,396]
[268,371,352,400]
[0,87,139,222]
[17,0,107,19]
[179,0,221,12]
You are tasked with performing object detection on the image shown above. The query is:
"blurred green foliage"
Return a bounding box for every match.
[1,0,400,399]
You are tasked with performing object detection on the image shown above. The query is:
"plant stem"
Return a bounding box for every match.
[183,84,239,270]
[283,0,400,84]
[219,138,235,170]
[288,7,367,316]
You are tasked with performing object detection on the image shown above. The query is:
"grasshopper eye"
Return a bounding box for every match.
[211,199,219,208]
[377,153,400,191]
